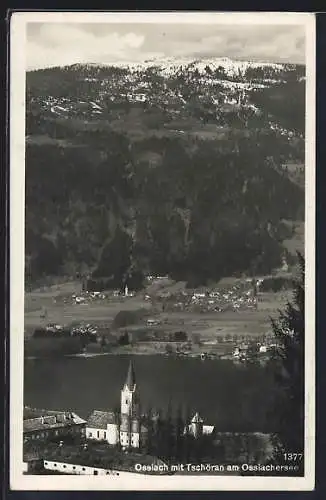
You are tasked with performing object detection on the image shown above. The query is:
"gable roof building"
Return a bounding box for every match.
[23,408,86,443]
[87,410,117,429]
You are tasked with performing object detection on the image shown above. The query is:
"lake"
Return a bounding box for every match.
[24,354,277,432]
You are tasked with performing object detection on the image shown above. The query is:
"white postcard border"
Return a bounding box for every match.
[9,11,316,491]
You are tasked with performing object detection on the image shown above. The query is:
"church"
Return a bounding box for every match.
[86,360,215,449]
[86,361,148,449]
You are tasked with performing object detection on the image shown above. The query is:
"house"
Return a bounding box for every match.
[43,459,122,476]
[146,318,159,326]
[86,411,118,445]
[23,449,43,474]
[186,412,216,439]
[23,408,86,443]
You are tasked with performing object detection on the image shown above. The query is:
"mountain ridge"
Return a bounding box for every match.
[27,55,304,78]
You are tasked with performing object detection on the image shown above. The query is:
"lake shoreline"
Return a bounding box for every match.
[24,351,224,361]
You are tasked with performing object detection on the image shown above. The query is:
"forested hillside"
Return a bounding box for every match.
[25,60,305,289]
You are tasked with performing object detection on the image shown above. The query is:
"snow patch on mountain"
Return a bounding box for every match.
[75,56,288,78]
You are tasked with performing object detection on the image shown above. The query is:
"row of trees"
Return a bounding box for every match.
[268,253,305,475]
[144,407,216,464]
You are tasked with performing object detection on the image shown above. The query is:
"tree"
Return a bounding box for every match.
[165,343,173,355]
[247,342,260,365]
[269,253,304,474]
[183,405,192,463]
[205,65,212,76]
[173,331,188,342]
[152,408,164,458]
[93,226,133,287]
[174,405,185,461]
[164,399,175,464]
[144,406,154,454]
[118,332,130,346]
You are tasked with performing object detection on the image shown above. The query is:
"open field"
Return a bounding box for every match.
[24,295,152,336]
[24,279,292,344]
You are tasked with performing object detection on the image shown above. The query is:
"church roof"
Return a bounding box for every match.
[87,410,117,429]
[191,412,204,423]
[124,360,136,390]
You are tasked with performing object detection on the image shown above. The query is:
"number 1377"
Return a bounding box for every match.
[283,453,303,461]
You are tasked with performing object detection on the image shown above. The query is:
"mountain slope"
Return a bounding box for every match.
[25,59,305,288]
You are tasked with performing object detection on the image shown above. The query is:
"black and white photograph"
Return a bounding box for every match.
[10,11,315,491]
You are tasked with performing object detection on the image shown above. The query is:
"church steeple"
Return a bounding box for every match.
[124,361,136,391]
[121,360,139,417]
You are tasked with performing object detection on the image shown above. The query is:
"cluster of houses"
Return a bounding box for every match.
[232,342,269,360]
[73,285,135,305]
[34,321,100,339]
[268,120,303,139]
[72,291,106,305]
[148,281,259,314]
[55,286,135,308]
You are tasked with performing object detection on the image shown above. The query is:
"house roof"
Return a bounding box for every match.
[87,410,117,429]
[24,407,65,420]
[23,412,86,433]
[124,361,136,390]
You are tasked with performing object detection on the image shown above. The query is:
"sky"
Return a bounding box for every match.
[26,21,306,70]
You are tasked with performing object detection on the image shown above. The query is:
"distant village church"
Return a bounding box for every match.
[86,361,148,449]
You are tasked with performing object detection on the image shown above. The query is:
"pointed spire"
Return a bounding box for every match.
[125,360,136,390]
[191,412,204,423]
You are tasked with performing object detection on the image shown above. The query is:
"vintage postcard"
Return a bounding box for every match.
[10,11,315,491]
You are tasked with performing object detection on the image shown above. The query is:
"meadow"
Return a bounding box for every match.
[24,278,291,347]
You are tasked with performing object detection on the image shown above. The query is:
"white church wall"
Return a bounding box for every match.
[107,423,119,445]
[131,432,140,448]
[120,431,129,448]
